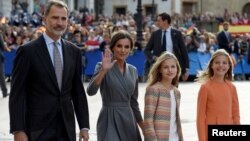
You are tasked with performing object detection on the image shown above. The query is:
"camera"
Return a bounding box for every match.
[192,29,197,36]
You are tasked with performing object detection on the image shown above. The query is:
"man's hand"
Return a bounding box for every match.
[153,56,158,62]
[14,131,28,141]
[229,42,234,47]
[4,46,11,52]
[79,130,89,141]
[181,71,189,81]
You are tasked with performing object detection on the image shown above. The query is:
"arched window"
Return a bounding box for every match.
[242,3,250,16]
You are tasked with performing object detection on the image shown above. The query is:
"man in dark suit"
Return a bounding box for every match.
[9,1,89,141]
[217,21,233,54]
[144,13,189,81]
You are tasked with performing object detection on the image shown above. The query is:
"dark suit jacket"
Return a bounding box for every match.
[0,34,5,62]
[144,28,189,74]
[233,40,240,55]
[248,42,250,64]
[217,31,232,54]
[9,35,89,141]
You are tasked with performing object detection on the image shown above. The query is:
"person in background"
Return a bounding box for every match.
[217,21,233,54]
[247,34,250,68]
[144,51,183,141]
[197,34,209,53]
[72,30,86,80]
[130,31,142,52]
[99,32,110,52]
[196,49,240,141]
[87,30,143,141]
[185,34,199,53]
[9,35,23,50]
[0,32,10,98]
[85,28,101,51]
[144,12,189,81]
[237,34,249,80]
[9,1,89,141]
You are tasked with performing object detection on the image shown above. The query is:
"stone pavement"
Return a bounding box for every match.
[1,81,250,141]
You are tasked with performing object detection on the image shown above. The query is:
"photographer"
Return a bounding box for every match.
[185,29,200,52]
[72,30,86,78]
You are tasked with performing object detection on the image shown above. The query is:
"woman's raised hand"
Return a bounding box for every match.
[102,48,117,71]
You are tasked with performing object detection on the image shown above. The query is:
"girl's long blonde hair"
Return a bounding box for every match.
[196,49,233,82]
[147,52,181,87]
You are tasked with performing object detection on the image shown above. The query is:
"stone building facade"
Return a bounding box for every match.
[102,0,250,16]
[0,0,249,18]
[200,0,250,15]
[0,0,94,17]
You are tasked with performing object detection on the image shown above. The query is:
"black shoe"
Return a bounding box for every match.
[7,77,11,82]
[3,93,9,98]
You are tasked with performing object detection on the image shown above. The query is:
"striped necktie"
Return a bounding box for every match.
[53,42,63,90]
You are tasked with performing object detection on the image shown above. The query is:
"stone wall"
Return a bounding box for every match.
[201,0,249,15]
[0,0,11,17]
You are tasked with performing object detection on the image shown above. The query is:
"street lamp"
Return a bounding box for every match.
[200,0,203,14]
[152,0,155,19]
[136,0,144,46]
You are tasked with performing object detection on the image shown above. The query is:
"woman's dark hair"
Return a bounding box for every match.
[109,30,134,51]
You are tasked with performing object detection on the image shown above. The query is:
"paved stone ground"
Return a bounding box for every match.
[1,81,249,141]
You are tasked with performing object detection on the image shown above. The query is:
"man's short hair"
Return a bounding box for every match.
[44,0,69,16]
[158,13,171,24]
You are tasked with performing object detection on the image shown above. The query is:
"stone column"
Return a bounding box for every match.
[66,0,74,12]
[0,0,12,17]
[28,0,34,13]
[174,0,181,14]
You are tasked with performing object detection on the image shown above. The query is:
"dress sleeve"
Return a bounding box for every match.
[87,62,102,95]
[232,84,240,124]
[130,78,143,123]
[196,84,208,141]
[144,87,158,141]
[9,46,30,133]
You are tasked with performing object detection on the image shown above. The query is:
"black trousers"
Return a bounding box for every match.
[37,111,70,141]
[0,62,7,96]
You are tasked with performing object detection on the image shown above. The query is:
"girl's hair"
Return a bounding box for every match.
[196,49,233,82]
[109,30,134,51]
[147,51,181,87]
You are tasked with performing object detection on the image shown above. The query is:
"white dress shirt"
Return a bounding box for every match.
[43,32,64,66]
[169,90,179,141]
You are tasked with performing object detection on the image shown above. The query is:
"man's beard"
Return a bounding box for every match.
[52,29,66,36]
[48,25,66,36]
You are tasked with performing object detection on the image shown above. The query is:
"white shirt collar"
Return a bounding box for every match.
[166,27,171,32]
[163,26,171,32]
[43,32,62,46]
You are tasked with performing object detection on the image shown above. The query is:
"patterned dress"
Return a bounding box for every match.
[144,82,183,141]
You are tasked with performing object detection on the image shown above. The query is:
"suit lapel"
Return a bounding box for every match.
[171,29,176,43]
[35,36,60,91]
[61,39,70,91]
[111,63,130,97]
[171,29,178,54]
[157,30,162,51]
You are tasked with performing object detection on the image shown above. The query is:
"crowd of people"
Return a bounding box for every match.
[1,2,250,82]
[0,0,246,141]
